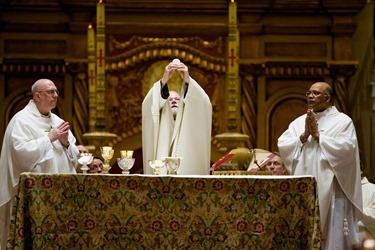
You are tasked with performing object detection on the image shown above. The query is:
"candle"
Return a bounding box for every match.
[87,24,96,131]
[96,0,106,130]
[97,0,105,27]
[96,0,105,73]
[226,0,240,132]
[87,24,95,49]
[229,0,237,26]
[228,0,238,69]
[87,24,95,50]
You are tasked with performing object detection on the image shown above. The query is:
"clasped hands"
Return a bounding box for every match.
[161,58,190,85]
[301,109,320,143]
[48,121,70,147]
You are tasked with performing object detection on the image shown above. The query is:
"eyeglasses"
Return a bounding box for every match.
[305,91,325,97]
[38,90,59,96]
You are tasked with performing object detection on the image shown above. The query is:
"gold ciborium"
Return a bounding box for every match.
[101,146,114,174]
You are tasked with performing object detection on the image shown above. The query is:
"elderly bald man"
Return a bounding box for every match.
[0,79,79,249]
[278,82,363,249]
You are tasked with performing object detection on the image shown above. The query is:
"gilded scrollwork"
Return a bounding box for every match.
[106,71,144,141]
[110,35,223,54]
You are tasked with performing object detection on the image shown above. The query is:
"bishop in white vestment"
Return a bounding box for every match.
[0,79,78,249]
[142,60,212,175]
[278,82,362,249]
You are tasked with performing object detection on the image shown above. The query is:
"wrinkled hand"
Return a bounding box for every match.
[302,111,311,140]
[161,61,190,85]
[176,63,190,83]
[161,62,178,86]
[306,109,319,140]
[48,121,70,146]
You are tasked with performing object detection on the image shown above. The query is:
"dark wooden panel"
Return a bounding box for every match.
[266,79,314,99]
[265,42,327,58]
[4,40,67,55]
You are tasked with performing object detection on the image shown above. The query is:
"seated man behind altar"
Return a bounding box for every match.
[211,148,288,175]
[250,151,289,175]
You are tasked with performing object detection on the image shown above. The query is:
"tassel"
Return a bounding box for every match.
[343,218,349,236]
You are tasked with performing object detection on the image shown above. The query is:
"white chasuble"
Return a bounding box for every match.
[142,78,212,175]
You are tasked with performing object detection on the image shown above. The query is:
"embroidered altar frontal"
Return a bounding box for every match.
[8,173,322,249]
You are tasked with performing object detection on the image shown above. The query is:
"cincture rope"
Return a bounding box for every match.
[343,201,349,236]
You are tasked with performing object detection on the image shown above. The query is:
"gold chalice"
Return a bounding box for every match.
[101,146,114,174]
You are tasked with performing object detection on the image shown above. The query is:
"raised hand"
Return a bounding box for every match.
[161,59,181,85]
[48,121,70,147]
[161,59,190,85]
[176,63,190,83]
[306,109,319,140]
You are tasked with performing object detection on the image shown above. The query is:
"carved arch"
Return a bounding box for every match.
[265,90,307,151]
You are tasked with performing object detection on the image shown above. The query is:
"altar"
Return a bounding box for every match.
[7,173,322,249]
